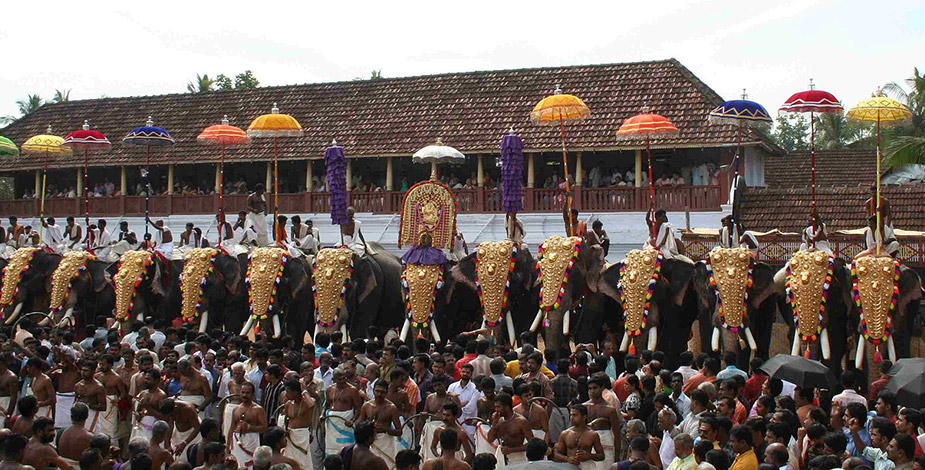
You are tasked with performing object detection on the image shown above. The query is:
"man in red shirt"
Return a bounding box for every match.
[896,407,924,457]
[742,357,767,406]
[613,356,640,402]
[683,357,719,395]
[868,362,892,401]
[454,341,478,380]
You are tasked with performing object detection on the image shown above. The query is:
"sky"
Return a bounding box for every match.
[0,0,922,123]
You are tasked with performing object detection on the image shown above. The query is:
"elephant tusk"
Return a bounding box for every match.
[136,311,144,322]
[4,303,23,325]
[400,319,411,343]
[57,307,75,329]
[530,310,544,333]
[888,336,897,364]
[820,328,830,360]
[711,327,720,352]
[620,332,629,353]
[198,311,209,334]
[744,327,757,351]
[648,327,658,352]
[429,321,441,344]
[563,310,570,336]
[791,334,802,357]
[481,318,487,330]
[855,337,865,370]
[506,313,516,347]
[239,316,255,337]
[340,323,347,342]
[271,314,282,339]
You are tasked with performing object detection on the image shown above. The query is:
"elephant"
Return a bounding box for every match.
[238,251,313,343]
[112,250,174,326]
[176,251,248,335]
[332,242,405,341]
[435,243,540,346]
[0,250,62,325]
[49,258,117,330]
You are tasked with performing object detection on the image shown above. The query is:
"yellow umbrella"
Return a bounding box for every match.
[22,126,72,243]
[847,89,912,254]
[247,103,303,243]
[530,86,591,236]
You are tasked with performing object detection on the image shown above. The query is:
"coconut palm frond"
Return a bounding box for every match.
[883,135,925,168]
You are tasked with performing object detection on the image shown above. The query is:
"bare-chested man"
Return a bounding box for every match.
[24,359,55,419]
[422,428,471,470]
[263,427,302,470]
[584,374,622,467]
[23,417,76,470]
[358,380,402,467]
[149,420,175,470]
[554,405,604,470]
[514,382,550,443]
[129,354,155,397]
[429,402,473,463]
[476,377,496,421]
[177,359,212,418]
[58,403,93,464]
[11,397,38,438]
[227,382,266,469]
[48,347,79,430]
[487,393,534,465]
[0,353,19,427]
[95,354,127,441]
[0,433,36,470]
[159,398,201,459]
[423,375,460,419]
[349,421,389,470]
[74,360,106,433]
[280,381,314,470]
[115,349,138,450]
[325,369,363,456]
[134,369,167,442]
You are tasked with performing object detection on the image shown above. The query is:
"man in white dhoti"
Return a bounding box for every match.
[858,214,900,258]
[0,353,17,428]
[92,219,114,260]
[358,380,402,467]
[112,221,138,257]
[324,370,362,457]
[160,398,202,463]
[552,405,605,470]
[799,215,832,254]
[425,402,471,461]
[227,383,266,470]
[281,381,315,470]
[177,359,211,420]
[95,354,126,443]
[25,358,56,420]
[41,217,66,254]
[146,218,174,259]
[341,207,367,252]
[487,393,533,465]
[646,209,692,264]
[133,369,167,443]
[245,185,270,247]
[64,217,83,251]
[289,216,319,258]
[264,427,304,470]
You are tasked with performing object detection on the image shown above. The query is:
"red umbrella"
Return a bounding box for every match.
[616,108,679,239]
[198,115,250,244]
[62,120,111,249]
[780,80,843,247]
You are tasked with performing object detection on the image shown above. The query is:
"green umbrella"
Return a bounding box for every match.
[0,136,19,156]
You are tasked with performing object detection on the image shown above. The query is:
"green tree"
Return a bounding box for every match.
[370,69,383,80]
[234,70,260,89]
[883,67,925,135]
[187,73,215,93]
[771,114,809,152]
[53,89,71,103]
[813,113,866,150]
[215,74,234,91]
[16,94,45,116]
[882,68,925,168]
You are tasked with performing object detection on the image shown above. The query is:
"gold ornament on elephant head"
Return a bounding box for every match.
[180,248,218,322]
[0,247,37,309]
[247,248,288,322]
[402,263,443,327]
[312,247,353,328]
[49,251,95,313]
[787,250,833,342]
[707,247,753,331]
[852,256,899,344]
[538,236,583,311]
[113,250,154,322]
[474,240,516,326]
[618,248,661,335]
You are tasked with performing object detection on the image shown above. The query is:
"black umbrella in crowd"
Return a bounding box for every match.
[886,363,925,409]
[759,355,835,390]
[887,358,925,376]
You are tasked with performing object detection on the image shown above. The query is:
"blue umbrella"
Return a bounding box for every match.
[123,117,176,236]
[708,90,772,239]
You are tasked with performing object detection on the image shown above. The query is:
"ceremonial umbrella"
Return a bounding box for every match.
[0,137,18,156]
[412,137,466,180]
[708,90,772,236]
[530,86,591,237]
[198,115,250,243]
[616,107,679,239]
[779,80,843,247]
[886,363,925,408]
[247,103,302,243]
[21,127,72,243]
[759,354,835,390]
[62,120,111,248]
[847,89,912,255]
[123,117,176,237]
[325,140,349,245]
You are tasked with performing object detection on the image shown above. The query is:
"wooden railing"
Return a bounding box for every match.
[0,185,724,218]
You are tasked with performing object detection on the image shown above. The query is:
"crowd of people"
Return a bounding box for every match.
[0,312,919,470]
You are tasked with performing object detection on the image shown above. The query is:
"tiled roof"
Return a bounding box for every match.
[764,150,877,188]
[0,59,773,171]
[739,185,925,232]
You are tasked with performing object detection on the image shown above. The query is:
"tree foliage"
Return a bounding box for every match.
[883,68,925,168]
[187,73,215,93]
[771,114,809,152]
[813,113,866,150]
[53,89,71,103]
[215,74,234,91]
[234,70,260,89]
[197,71,259,92]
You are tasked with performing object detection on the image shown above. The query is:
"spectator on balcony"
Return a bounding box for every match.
[647,209,691,264]
[656,174,672,186]
[671,173,686,186]
[145,217,174,259]
[799,214,832,254]
[588,166,603,188]
[626,169,636,185]
[66,186,77,198]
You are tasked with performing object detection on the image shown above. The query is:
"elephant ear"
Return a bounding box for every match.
[450,253,478,293]
[289,258,310,297]
[150,259,167,297]
[217,255,241,295]
[355,254,379,305]
[598,263,622,302]
[583,242,606,293]
[91,262,114,293]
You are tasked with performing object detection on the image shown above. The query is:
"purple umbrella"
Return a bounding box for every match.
[325,140,349,235]
[500,128,524,213]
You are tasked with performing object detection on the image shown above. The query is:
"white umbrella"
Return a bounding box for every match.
[413,137,465,179]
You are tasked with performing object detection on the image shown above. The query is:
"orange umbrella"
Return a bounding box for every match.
[247,104,302,243]
[616,108,679,239]
[530,86,590,236]
[198,115,250,243]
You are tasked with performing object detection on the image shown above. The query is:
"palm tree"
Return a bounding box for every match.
[16,94,45,116]
[187,74,214,93]
[53,89,71,103]
[883,68,925,168]
[814,113,864,150]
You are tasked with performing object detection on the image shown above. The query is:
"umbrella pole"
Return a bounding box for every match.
[274,137,279,244]
[559,114,573,237]
[144,149,150,238]
[876,112,882,256]
[647,135,655,240]
[729,122,743,239]
[84,148,90,250]
[39,150,48,245]
[218,144,225,246]
[810,111,816,249]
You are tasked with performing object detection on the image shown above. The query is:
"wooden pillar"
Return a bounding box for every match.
[34,170,41,197]
[214,163,221,193]
[634,149,643,187]
[477,155,484,187]
[346,158,352,190]
[305,160,313,192]
[167,164,175,194]
[575,152,583,186]
[76,168,83,197]
[120,166,127,195]
[265,161,272,191]
[385,157,393,190]
[527,154,535,188]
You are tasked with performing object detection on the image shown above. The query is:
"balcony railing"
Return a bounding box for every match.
[1,185,724,218]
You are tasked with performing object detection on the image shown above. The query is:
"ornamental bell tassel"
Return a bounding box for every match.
[628,342,636,355]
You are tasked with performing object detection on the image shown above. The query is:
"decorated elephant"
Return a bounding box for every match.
[238,247,313,342]
[0,248,62,325]
[47,251,116,329]
[177,249,248,334]
[112,250,174,326]
[435,241,540,346]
